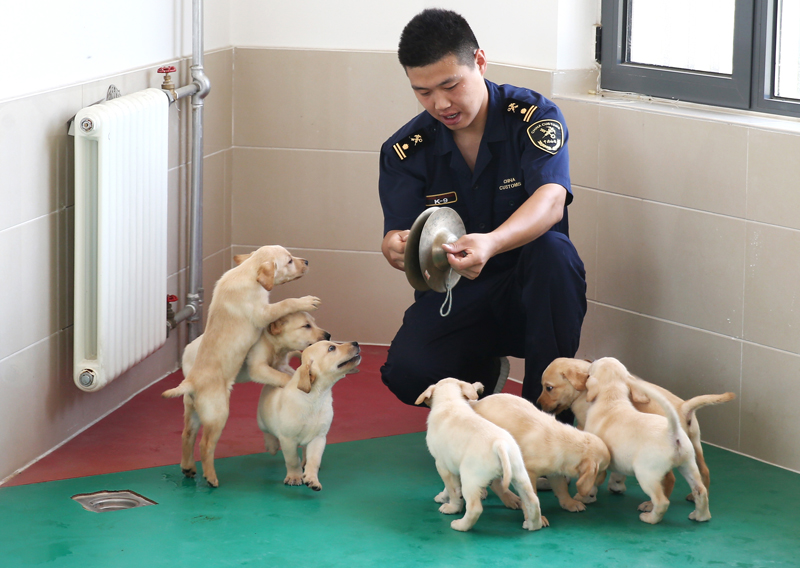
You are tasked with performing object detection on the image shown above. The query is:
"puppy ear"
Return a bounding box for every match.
[415,385,436,406]
[461,381,480,401]
[576,459,600,497]
[268,316,287,336]
[296,362,315,393]
[565,364,590,392]
[585,376,599,403]
[233,252,252,265]
[472,382,485,397]
[628,382,651,405]
[257,261,276,291]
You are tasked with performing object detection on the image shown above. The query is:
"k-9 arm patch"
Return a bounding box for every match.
[425,192,457,207]
[527,119,564,155]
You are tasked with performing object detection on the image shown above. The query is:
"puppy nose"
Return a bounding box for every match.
[351,341,359,347]
[303,259,309,266]
[324,332,331,340]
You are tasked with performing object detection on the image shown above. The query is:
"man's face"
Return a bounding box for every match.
[405,50,488,133]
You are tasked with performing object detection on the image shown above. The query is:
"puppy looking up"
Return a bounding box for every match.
[182,311,330,388]
[584,357,711,524]
[415,378,545,532]
[471,393,610,524]
[539,357,735,498]
[258,341,361,491]
[162,245,320,487]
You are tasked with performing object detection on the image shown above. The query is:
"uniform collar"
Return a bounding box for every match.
[432,79,505,157]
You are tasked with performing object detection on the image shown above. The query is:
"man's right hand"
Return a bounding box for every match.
[382,230,409,271]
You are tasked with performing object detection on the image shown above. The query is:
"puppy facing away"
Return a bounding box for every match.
[583,357,711,524]
[471,393,610,524]
[162,245,320,487]
[182,311,330,388]
[415,378,545,532]
[538,357,735,498]
[258,340,361,491]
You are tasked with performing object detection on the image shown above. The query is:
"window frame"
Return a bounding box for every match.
[599,0,800,118]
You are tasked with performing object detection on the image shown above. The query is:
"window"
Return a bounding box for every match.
[600,0,800,118]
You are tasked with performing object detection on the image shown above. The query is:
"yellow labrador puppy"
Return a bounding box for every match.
[539,357,735,499]
[471,393,610,524]
[258,340,361,491]
[162,245,320,487]
[181,311,330,388]
[415,378,545,532]
[583,357,711,524]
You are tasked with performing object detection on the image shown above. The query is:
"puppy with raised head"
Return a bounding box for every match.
[415,378,545,532]
[258,340,361,491]
[539,357,735,499]
[583,357,711,524]
[162,245,320,487]
[471,393,610,524]
[182,311,330,388]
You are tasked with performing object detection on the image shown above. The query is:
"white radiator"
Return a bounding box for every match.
[73,88,170,392]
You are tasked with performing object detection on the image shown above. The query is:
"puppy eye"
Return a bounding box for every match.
[288,258,293,264]
[328,345,336,352]
[304,324,311,329]
[546,385,553,392]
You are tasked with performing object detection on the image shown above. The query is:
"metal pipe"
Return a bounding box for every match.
[186,0,211,343]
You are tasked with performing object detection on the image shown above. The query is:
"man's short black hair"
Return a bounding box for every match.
[398,9,479,69]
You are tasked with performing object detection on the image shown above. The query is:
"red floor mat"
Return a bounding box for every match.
[4,345,521,487]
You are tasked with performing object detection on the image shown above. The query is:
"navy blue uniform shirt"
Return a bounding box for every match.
[379,80,572,274]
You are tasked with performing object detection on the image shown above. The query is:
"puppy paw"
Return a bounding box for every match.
[450,518,472,532]
[205,476,219,488]
[181,466,197,478]
[439,502,463,515]
[299,296,321,312]
[685,492,696,502]
[434,489,449,504]
[560,498,587,513]
[608,479,627,494]
[689,509,711,522]
[638,500,654,512]
[639,511,664,524]
[574,492,596,504]
[303,475,322,491]
[284,473,303,486]
[523,516,546,531]
[498,491,522,510]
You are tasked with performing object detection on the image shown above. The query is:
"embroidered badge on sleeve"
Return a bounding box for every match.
[527,119,564,155]
[392,129,429,160]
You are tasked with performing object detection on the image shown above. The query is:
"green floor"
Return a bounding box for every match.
[2,432,799,567]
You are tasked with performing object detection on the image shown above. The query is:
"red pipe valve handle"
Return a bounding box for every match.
[158,66,177,93]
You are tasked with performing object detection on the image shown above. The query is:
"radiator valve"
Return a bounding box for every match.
[166,294,179,337]
[157,65,177,98]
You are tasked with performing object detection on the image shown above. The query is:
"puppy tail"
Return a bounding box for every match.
[161,380,193,399]
[494,440,513,493]
[630,380,684,442]
[681,392,736,426]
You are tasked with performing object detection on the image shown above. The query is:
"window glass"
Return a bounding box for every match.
[628,0,736,74]
[775,0,800,99]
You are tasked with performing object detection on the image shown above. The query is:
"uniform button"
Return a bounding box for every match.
[473,184,479,190]
[479,223,486,229]
[509,201,515,207]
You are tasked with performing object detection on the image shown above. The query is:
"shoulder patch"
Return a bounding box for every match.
[392,129,430,161]
[527,119,564,155]
[505,98,539,123]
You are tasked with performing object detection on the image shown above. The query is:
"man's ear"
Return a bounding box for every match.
[415,385,436,407]
[233,252,252,265]
[297,362,315,394]
[257,261,276,291]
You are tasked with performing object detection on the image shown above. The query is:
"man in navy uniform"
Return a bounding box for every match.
[379,8,586,422]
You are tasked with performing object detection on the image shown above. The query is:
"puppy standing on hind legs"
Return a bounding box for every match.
[415,378,546,532]
[583,357,711,524]
[161,245,320,488]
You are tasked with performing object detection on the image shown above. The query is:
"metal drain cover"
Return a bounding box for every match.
[72,490,157,513]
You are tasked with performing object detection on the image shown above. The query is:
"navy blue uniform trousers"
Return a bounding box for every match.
[381,231,586,416]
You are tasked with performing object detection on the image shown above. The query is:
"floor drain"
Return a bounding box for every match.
[71,490,157,513]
